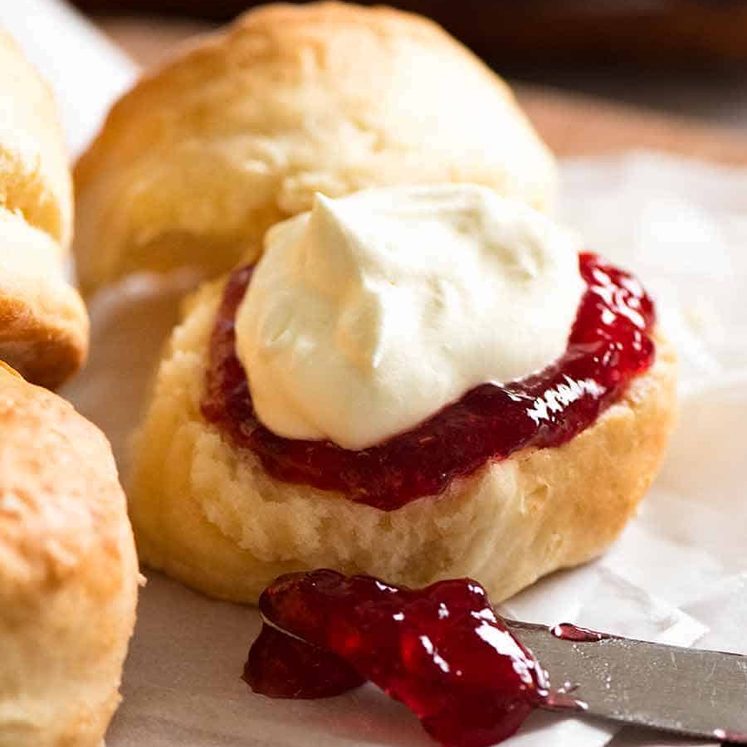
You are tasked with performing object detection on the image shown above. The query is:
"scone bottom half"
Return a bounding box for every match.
[0,364,138,747]
[73,1,556,296]
[128,253,676,606]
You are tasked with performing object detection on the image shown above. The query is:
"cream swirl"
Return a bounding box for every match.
[235,185,584,450]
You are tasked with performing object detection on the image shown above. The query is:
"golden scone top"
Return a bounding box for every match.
[0,364,138,746]
[74,1,557,296]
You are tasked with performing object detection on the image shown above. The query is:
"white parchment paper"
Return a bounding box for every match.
[4,3,745,746]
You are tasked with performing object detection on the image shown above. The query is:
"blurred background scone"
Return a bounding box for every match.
[0,363,138,747]
[0,30,88,388]
[74,1,556,296]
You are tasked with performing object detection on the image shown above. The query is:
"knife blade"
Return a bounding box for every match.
[507,620,747,744]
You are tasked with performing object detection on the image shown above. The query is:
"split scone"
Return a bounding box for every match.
[129,185,677,605]
[0,31,88,387]
[74,1,556,296]
[0,363,139,747]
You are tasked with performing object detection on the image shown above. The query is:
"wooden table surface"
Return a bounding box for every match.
[100,16,747,167]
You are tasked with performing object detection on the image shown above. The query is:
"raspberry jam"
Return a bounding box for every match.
[246,570,550,747]
[202,253,655,510]
[550,623,610,643]
[245,624,365,699]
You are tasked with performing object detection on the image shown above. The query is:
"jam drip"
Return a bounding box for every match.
[202,253,655,510]
[246,570,550,747]
[551,623,611,643]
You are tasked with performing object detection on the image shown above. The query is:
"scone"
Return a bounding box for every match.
[0,31,88,387]
[0,363,138,747]
[129,185,677,604]
[74,1,556,296]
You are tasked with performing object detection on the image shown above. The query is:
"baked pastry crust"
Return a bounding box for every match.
[74,1,556,296]
[129,279,677,605]
[0,31,88,387]
[0,363,138,747]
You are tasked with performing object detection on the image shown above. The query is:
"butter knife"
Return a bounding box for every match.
[508,620,747,744]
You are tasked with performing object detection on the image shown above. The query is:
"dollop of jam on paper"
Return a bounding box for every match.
[245,570,559,747]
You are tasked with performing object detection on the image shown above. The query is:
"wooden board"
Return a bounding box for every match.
[98,16,747,166]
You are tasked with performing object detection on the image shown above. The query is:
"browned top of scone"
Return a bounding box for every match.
[0,362,130,610]
[73,2,555,295]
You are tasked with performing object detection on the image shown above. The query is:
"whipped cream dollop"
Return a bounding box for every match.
[235,185,584,451]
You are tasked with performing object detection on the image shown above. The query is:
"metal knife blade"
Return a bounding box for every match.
[507,620,747,744]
